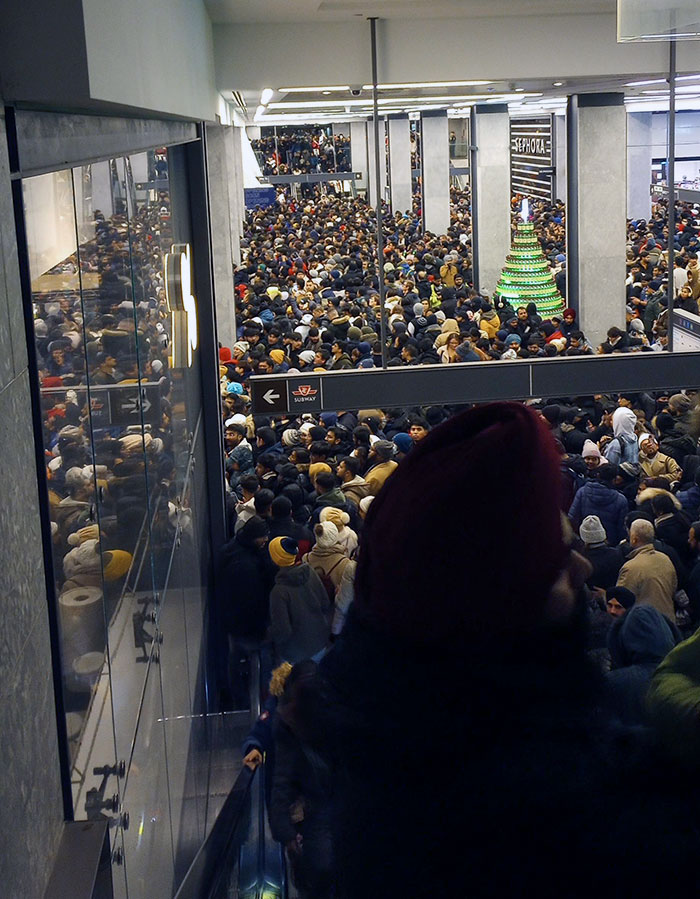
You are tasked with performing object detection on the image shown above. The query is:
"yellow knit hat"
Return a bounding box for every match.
[269,349,286,365]
[268,536,298,567]
[102,550,133,581]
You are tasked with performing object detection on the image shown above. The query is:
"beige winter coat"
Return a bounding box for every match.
[617,544,678,620]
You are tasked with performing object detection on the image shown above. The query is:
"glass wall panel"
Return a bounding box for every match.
[22,139,221,897]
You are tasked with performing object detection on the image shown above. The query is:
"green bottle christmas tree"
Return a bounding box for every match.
[496,200,564,318]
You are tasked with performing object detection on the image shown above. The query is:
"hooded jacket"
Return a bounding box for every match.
[605,605,677,726]
[569,481,629,547]
[603,408,639,466]
[267,563,331,663]
[340,474,371,507]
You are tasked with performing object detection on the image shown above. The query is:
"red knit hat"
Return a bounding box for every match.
[355,403,567,649]
[219,347,233,363]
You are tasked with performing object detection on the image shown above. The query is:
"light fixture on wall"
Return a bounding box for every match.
[165,244,198,368]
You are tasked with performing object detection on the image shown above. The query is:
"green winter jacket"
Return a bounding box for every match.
[647,627,700,767]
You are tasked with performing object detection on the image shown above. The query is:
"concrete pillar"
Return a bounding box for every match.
[206,123,238,347]
[350,120,369,191]
[226,126,245,264]
[567,93,627,347]
[470,104,511,294]
[387,114,412,216]
[627,112,653,221]
[420,110,450,236]
[554,114,567,202]
[367,117,388,208]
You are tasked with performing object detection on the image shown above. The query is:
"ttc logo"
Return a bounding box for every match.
[292,384,318,398]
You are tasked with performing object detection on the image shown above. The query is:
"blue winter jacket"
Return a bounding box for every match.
[568,481,629,546]
[605,605,677,726]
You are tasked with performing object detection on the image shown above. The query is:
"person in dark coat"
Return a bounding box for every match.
[269,661,333,899]
[219,515,274,643]
[569,464,629,546]
[268,496,313,556]
[605,605,677,726]
[579,515,624,591]
[267,537,332,664]
[314,402,700,899]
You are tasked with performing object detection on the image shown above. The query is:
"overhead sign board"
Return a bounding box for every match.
[109,384,161,427]
[510,117,554,202]
[251,376,324,415]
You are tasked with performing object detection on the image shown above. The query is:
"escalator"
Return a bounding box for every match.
[174,652,289,899]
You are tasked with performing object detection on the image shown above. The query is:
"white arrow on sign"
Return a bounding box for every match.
[122,392,152,414]
[263,389,281,405]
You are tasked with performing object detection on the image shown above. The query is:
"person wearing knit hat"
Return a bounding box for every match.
[298,350,316,367]
[269,348,286,366]
[281,428,302,448]
[267,535,331,664]
[580,515,607,545]
[102,549,133,581]
[303,521,350,596]
[579,516,625,592]
[392,432,413,459]
[320,506,358,557]
[269,536,299,568]
[581,438,607,472]
[311,403,700,898]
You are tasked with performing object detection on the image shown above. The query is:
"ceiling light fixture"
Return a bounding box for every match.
[553,81,564,87]
[278,85,351,93]
[260,88,274,106]
[361,80,493,90]
[515,87,525,92]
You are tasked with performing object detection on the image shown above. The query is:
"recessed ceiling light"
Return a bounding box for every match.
[515,87,525,92]
[322,91,331,95]
[553,81,564,87]
[278,85,351,93]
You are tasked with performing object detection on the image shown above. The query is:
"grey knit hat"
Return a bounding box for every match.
[579,515,607,545]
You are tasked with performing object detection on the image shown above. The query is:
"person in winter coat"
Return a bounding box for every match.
[605,605,677,726]
[617,518,678,620]
[268,496,313,556]
[647,621,700,768]
[477,303,500,339]
[579,516,624,591]
[219,516,274,644]
[650,492,694,569]
[267,536,332,664]
[303,521,351,594]
[676,469,700,518]
[336,456,371,508]
[242,662,293,802]
[314,402,700,899]
[638,433,682,486]
[269,661,333,899]
[569,464,629,546]
[603,407,639,465]
[364,440,398,495]
[319,506,358,558]
[581,438,608,474]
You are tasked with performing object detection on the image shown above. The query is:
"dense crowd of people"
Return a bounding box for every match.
[28,151,195,752]
[228,188,700,380]
[251,128,352,176]
[220,387,700,896]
